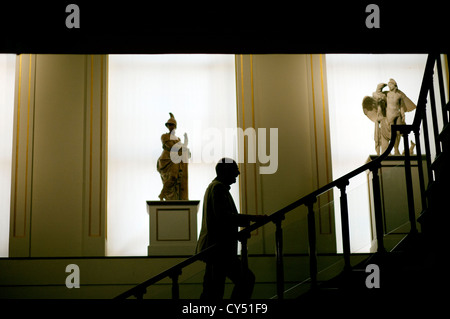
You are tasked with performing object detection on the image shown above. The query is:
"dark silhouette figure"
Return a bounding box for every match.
[196,158,267,300]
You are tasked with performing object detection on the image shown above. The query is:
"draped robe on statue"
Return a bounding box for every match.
[156,113,189,200]
[157,132,188,200]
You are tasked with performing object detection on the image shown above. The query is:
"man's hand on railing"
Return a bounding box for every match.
[237,215,270,241]
[248,214,270,224]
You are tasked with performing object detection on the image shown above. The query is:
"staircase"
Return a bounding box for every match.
[299,234,439,304]
[301,53,450,305]
[114,53,449,303]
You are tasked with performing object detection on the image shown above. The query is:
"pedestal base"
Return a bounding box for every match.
[367,155,427,247]
[147,200,200,256]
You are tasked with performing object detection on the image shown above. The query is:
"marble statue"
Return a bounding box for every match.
[157,113,190,200]
[362,79,417,155]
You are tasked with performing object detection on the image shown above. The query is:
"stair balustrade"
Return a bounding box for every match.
[114,53,448,300]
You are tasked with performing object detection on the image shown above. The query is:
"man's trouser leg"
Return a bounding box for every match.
[200,261,226,300]
[228,257,255,300]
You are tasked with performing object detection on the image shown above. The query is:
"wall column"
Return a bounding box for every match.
[306,54,335,252]
[9,54,36,257]
[235,54,336,255]
[82,55,108,256]
[9,54,108,257]
[235,55,265,254]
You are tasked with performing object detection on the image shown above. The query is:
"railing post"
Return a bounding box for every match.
[371,164,386,253]
[420,106,434,185]
[414,128,428,212]
[306,196,318,289]
[274,216,285,299]
[429,83,442,156]
[133,288,146,300]
[436,55,449,125]
[337,180,351,272]
[402,129,418,235]
[169,269,181,300]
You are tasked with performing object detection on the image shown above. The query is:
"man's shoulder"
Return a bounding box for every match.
[206,179,228,193]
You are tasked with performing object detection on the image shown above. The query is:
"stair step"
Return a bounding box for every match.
[430,152,450,178]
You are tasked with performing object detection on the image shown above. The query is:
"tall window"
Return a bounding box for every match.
[326,54,427,253]
[107,55,239,256]
[0,54,16,257]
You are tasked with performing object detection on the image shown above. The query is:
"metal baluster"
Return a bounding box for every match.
[338,180,351,271]
[306,197,318,289]
[371,164,386,253]
[436,55,448,125]
[169,269,181,300]
[429,83,442,156]
[133,288,146,300]
[403,130,418,235]
[274,216,285,299]
[420,105,434,185]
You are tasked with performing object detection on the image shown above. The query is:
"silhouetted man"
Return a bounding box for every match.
[196,158,267,300]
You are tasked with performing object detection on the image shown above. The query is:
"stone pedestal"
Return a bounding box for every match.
[147,200,200,256]
[367,155,427,240]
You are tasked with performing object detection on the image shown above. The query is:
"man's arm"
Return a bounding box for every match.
[212,183,268,228]
[233,214,269,227]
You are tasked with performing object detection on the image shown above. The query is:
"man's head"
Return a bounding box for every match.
[215,158,240,186]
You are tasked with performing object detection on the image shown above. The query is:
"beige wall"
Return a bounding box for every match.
[0,253,368,299]
[4,53,340,299]
[9,54,107,257]
[31,55,85,256]
[235,55,335,255]
[9,54,335,258]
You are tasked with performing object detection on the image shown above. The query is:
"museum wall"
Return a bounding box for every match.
[8,54,334,258]
[9,54,107,257]
[236,55,335,255]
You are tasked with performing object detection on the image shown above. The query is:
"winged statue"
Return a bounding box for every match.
[362,79,416,155]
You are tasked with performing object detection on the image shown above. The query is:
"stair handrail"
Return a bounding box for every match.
[114,53,439,300]
[242,52,438,236]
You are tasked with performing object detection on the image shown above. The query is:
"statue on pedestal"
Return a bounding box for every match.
[362,79,417,155]
[157,113,190,200]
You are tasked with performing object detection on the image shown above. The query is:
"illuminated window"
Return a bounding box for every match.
[107,54,239,256]
[326,54,427,253]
